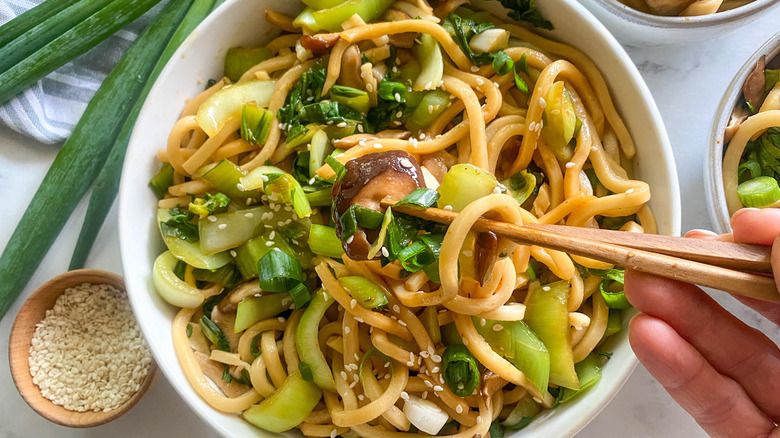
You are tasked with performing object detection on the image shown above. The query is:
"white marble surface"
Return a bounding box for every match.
[1,9,779,438]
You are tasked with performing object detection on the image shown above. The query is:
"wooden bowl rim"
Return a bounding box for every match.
[8,269,158,428]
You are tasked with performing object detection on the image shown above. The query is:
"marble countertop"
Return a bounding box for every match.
[1,9,779,438]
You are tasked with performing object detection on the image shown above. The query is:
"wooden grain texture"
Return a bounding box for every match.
[388,203,780,302]
[8,269,157,428]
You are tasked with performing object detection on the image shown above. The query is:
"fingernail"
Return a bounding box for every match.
[730,207,760,222]
[684,229,718,238]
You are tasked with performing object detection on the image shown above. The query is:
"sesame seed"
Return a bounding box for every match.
[355,317,364,323]
[349,381,357,388]
[393,304,401,313]
[422,391,428,399]
[492,186,502,195]
[431,366,439,373]
[278,316,286,323]
[463,338,469,346]
[471,65,479,72]
[528,121,537,132]
[346,235,354,244]
[344,326,351,334]
[265,241,274,247]
[399,158,413,168]
[373,144,382,149]
[236,183,245,191]
[398,320,407,327]
[443,205,453,211]
[457,382,464,390]
[480,318,486,326]
[433,385,443,392]
[543,286,551,291]
[456,404,464,413]
[381,247,389,258]
[269,231,275,239]
[309,177,316,185]
[409,137,418,147]
[341,371,348,380]
[565,162,575,169]
[230,250,237,257]
[427,105,434,113]
[533,397,542,403]
[337,122,347,128]
[358,394,365,401]
[396,111,403,118]
[463,250,473,257]
[539,97,547,109]
[407,361,415,367]
[350,299,357,309]
[425,380,433,388]
[431,354,442,363]
[358,124,364,133]
[421,351,429,358]
[477,416,483,424]
[331,430,338,438]
[218,224,227,230]
[401,391,410,400]
[207,215,217,222]
[493,324,504,331]
[476,78,484,85]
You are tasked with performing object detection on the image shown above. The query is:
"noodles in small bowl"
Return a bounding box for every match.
[707,32,780,233]
[118,0,680,436]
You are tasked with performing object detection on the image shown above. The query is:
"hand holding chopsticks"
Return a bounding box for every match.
[384,201,780,302]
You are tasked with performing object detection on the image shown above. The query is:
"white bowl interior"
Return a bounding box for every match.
[705,32,780,234]
[118,0,681,436]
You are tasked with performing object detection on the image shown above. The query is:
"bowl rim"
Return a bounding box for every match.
[706,31,780,234]
[588,0,780,28]
[118,0,680,436]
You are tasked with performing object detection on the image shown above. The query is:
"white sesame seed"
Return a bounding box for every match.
[218,223,227,230]
[539,97,547,109]
[431,354,442,363]
[407,361,415,367]
[337,122,347,128]
[463,250,473,257]
[476,78,484,86]
[528,121,537,132]
[398,320,407,327]
[236,183,245,191]
[350,299,357,309]
[565,162,575,169]
[399,158,413,168]
[480,318,486,326]
[477,416,483,424]
[381,247,389,258]
[344,326,351,334]
[355,317,364,323]
[471,65,479,72]
[396,111,403,118]
[493,324,504,331]
[230,250,237,257]
[433,385,443,392]
[331,429,338,438]
[421,351,429,358]
[393,304,401,313]
[533,397,542,403]
[409,137,418,147]
[463,338,469,346]
[309,177,316,185]
[443,205,453,211]
[456,404,464,414]
[492,186,502,195]
[425,380,433,388]
[269,231,275,239]
[265,241,274,247]
[401,391,410,400]
[346,235,354,244]
[341,371,348,380]
[543,286,551,291]
[358,124,364,133]
[207,215,217,222]
[431,366,440,373]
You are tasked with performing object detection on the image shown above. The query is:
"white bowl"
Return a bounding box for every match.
[118,0,681,436]
[578,0,780,46]
[705,32,780,234]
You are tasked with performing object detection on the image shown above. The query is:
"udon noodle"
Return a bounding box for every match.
[150,1,655,436]
[617,0,754,16]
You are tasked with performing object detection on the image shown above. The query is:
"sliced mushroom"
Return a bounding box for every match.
[384,9,417,48]
[332,151,426,260]
[743,55,767,111]
[724,104,750,144]
[193,351,250,398]
[300,33,341,56]
[338,44,365,90]
[475,231,499,286]
[211,306,241,351]
[219,279,261,313]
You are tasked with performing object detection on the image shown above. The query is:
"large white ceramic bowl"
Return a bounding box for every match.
[578,0,780,46]
[705,32,780,234]
[118,0,681,436]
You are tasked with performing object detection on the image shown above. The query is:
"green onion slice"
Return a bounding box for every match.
[199,315,230,351]
[257,248,310,308]
[492,51,514,76]
[592,268,631,310]
[441,344,480,397]
[737,176,780,208]
[394,188,441,209]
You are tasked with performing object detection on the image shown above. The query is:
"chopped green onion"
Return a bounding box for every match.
[149,163,175,199]
[738,160,762,183]
[396,234,443,272]
[339,276,388,309]
[737,176,780,208]
[503,170,537,205]
[257,248,310,308]
[421,307,441,345]
[406,90,451,132]
[394,188,441,209]
[592,269,631,310]
[492,51,514,76]
[441,344,480,397]
[186,323,193,338]
[308,224,345,259]
[264,173,313,218]
[513,61,529,93]
[377,79,407,102]
[240,104,273,144]
[305,189,333,207]
[517,53,529,75]
[423,260,441,284]
[202,159,261,200]
[340,204,385,241]
[325,155,347,179]
[200,315,230,351]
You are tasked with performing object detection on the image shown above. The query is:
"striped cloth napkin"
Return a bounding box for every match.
[0,1,157,145]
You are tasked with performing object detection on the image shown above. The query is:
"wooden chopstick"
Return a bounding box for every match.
[385,202,780,302]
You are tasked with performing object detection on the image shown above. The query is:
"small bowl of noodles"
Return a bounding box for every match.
[578,0,780,46]
[706,32,780,233]
[118,0,680,436]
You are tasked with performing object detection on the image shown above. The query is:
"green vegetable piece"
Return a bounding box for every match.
[602,309,622,340]
[200,315,230,351]
[203,159,262,200]
[296,289,336,391]
[257,248,310,308]
[302,0,345,10]
[0,0,72,48]
[492,51,514,76]
[503,170,537,205]
[189,192,231,219]
[541,81,577,162]
[437,163,499,211]
[414,33,444,91]
[224,46,272,82]
[488,420,505,438]
[339,276,389,309]
[494,0,553,30]
[158,208,232,269]
[329,85,371,113]
[192,264,238,287]
[421,307,442,345]
[149,163,175,199]
[308,224,345,258]
[235,294,291,332]
[558,352,602,403]
[367,207,394,259]
[240,104,273,144]
[737,176,780,208]
[311,0,395,32]
[473,317,550,394]
[293,7,318,33]
[501,394,540,430]
[441,322,462,346]
[309,130,333,178]
[406,90,451,132]
[242,371,322,432]
[198,206,267,255]
[523,281,579,389]
[441,344,480,396]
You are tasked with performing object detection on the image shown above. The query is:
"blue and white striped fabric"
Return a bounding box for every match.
[0,1,157,144]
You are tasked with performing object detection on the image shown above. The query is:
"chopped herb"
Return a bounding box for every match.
[493,0,553,30]
[161,206,199,243]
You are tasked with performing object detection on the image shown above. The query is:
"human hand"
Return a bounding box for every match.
[625,208,780,438]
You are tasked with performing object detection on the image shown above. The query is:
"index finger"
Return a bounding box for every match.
[731,208,780,245]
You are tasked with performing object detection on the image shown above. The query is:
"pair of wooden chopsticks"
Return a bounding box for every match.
[387,202,779,302]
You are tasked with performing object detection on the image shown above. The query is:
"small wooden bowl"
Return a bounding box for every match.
[8,269,158,427]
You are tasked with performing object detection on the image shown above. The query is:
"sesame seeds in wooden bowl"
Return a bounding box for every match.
[8,269,158,427]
